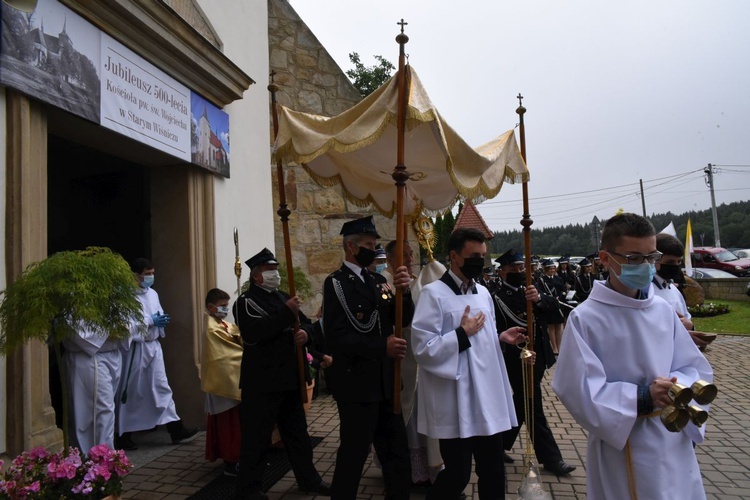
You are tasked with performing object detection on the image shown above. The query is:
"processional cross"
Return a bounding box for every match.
[397,18,408,33]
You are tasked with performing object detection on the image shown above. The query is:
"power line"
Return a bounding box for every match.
[481,168,704,206]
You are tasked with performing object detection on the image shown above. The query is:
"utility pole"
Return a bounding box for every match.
[704,163,721,247]
[639,179,646,217]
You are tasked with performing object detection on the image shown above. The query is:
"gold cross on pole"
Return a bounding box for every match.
[397,18,408,33]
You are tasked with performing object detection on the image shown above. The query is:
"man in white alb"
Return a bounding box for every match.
[552,213,713,500]
[411,228,526,499]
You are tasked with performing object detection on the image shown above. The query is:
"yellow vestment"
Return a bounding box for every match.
[201,315,243,401]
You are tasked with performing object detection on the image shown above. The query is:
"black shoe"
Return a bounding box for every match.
[299,480,331,496]
[115,434,138,451]
[544,460,576,476]
[503,452,515,463]
[170,426,199,444]
[223,461,239,477]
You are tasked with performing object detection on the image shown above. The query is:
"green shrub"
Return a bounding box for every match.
[688,302,730,318]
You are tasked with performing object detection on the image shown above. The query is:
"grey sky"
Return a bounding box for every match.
[289,0,750,233]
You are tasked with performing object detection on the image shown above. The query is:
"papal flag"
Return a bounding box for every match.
[684,219,694,277]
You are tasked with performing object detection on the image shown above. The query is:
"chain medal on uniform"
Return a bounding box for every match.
[333,277,380,333]
[493,292,527,328]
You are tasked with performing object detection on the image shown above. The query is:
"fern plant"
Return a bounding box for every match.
[0,247,143,448]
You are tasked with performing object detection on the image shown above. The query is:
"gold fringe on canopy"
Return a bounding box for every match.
[273,66,529,218]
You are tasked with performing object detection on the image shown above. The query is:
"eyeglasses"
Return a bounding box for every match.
[606,251,663,265]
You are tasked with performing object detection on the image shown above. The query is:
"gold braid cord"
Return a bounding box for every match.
[517,313,552,499]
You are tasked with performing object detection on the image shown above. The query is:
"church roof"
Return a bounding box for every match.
[453,200,494,239]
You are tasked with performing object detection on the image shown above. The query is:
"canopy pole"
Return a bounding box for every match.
[517,94,534,355]
[391,19,410,415]
[517,94,539,466]
[269,73,308,404]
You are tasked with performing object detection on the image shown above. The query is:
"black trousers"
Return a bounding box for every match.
[502,369,562,465]
[236,389,321,495]
[427,433,505,500]
[331,399,411,500]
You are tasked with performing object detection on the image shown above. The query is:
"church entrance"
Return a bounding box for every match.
[47,135,151,261]
[44,108,209,430]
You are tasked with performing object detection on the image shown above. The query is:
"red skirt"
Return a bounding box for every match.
[205,405,241,463]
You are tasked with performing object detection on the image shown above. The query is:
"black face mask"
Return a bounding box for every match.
[505,271,525,288]
[659,263,685,284]
[459,257,485,280]
[354,245,377,268]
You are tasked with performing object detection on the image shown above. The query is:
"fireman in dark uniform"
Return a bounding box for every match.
[234,248,330,499]
[492,250,576,477]
[322,216,414,500]
[575,258,596,302]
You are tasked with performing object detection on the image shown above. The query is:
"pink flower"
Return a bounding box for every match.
[28,447,50,460]
[88,444,111,462]
[306,352,313,363]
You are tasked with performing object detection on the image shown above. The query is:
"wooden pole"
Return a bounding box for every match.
[516,95,535,397]
[269,74,308,404]
[391,19,410,415]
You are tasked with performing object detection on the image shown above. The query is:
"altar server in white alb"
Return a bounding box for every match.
[411,228,527,500]
[653,233,710,350]
[64,323,129,453]
[116,258,197,450]
[552,213,713,500]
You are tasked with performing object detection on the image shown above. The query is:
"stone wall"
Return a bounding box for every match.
[697,278,750,302]
[268,0,407,316]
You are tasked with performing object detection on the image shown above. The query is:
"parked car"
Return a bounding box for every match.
[732,248,750,259]
[691,247,750,277]
[690,268,739,279]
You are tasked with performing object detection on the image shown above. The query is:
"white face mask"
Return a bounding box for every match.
[213,305,229,320]
[261,270,281,290]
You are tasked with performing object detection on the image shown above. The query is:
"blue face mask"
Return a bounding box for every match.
[141,275,155,288]
[612,263,655,290]
[375,264,386,274]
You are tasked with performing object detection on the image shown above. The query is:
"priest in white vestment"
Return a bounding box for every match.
[64,323,129,453]
[653,233,711,350]
[116,258,197,449]
[383,239,444,484]
[552,213,713,500]
[411,228,526,499]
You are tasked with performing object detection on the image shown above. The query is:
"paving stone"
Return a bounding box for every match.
[122,335,750,499]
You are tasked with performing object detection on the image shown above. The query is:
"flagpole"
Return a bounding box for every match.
[391,19,410,415]
[269,73,308,404]
[233,227,242,297]
[685,218,694,278]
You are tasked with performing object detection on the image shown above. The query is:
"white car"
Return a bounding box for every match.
[691,268,739,279]
[732,248,750,259]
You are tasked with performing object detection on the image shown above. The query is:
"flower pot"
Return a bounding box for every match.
[303,380,315,414]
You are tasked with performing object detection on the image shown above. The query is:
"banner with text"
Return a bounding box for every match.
[0,0,230,177]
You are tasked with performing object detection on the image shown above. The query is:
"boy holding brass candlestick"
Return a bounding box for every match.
[552,213,713,500]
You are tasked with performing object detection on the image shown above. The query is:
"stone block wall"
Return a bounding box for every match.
[268,0,410,316]
[697,278,750,302]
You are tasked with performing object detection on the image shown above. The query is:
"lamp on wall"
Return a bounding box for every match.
[2,0,37,13]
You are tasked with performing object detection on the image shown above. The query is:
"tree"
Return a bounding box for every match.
[346,52,395,97]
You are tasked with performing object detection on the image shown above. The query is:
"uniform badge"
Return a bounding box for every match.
[379,282,394,301]
[356,312,364,320]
